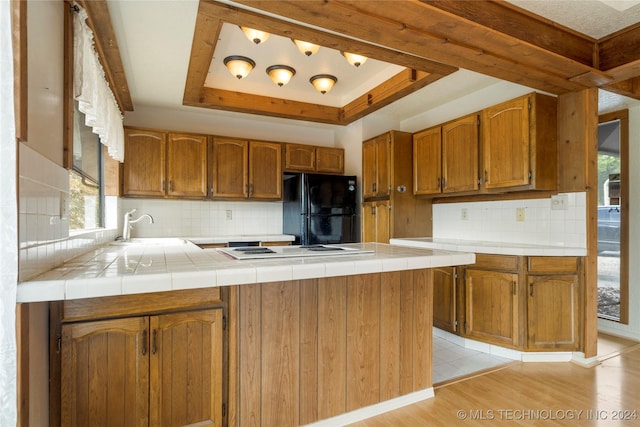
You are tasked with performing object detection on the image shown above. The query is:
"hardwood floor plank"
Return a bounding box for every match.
[349,346,640,426]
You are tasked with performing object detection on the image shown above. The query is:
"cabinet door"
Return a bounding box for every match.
[376,200,390,243]
[61,317,149,427]
[527,275,579,350]
[123,128,166,197]
[433,267,457,333]
[442,114,479,193]
[465,269,520,347]
[361,201,390,243]
[362,139,378,199]
[249,141,282,200]
[212,138,248,198]
[482,96,530,189]
[150,309,224,427]
[375,135,391,197]
[284,144,315,172]
[413,126,442,196]
[361,201,377,243]
[166,133,208,198]
[316,147,344,174]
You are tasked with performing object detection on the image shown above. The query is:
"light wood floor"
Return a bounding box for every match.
[350,337,640,426]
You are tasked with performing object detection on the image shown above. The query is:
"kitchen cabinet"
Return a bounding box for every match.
[413,114,479,196]
[461,254,522,348]
[433,266,458,333]
[481,92,557,191]
[212,137,282,200]
[362,131,431,242]
[284,143,344,174]
[361,200,390,243]
[123,128,207,199]
[526,257,581,351]
[123,128,166,197]
[61,310,223,427]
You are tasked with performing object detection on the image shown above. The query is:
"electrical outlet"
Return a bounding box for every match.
[551,194,568,210]
[60,192,68,219]
[226,210,232,220]
[516,207,525,222]
[461,208,469,220]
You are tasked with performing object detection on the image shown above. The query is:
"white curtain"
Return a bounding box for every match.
[0,0,18,425]
[73,5,124,162]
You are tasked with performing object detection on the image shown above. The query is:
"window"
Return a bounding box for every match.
[597,111,629,323]
[70,102,103,230]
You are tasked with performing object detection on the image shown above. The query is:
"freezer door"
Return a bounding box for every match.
[306,214,356,245]
[305,174,357,215]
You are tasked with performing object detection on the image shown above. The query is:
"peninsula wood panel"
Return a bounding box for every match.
[347,274,381,411]
[317,276,347,421]
[236,271,433,426]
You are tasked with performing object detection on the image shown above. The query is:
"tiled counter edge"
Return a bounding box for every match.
[17,241,476,303]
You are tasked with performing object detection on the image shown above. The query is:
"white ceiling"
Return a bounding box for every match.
[106,0,640,126]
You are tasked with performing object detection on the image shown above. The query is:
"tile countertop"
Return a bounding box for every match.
[187,234,295,244]
[390,237,587,257]
[17,238,475,303]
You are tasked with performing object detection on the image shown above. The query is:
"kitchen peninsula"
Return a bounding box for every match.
[18,239,474,427]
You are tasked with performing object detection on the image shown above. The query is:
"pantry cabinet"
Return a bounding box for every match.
[362,131,431,242]
[413,114,479,196]
[212,138,282,200]
[361,200,390,243]
[123,128,207,199]
[284,144,344,174]
[481,92,557,191]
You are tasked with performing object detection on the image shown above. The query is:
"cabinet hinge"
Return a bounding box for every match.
[454,272,459,280]
[528,102,532,110]
[222,315,227,331]
[56,334,62,354]
[477,117,480,126]
[387,136,391,144]
[528,170,532,182]
[222,403,226,417]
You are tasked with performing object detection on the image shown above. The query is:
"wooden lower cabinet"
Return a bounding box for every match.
[361,200,390,243]
[433,267,458,333]
[53,288,227,427]
[464,268,520,347]
[234,270,433,426]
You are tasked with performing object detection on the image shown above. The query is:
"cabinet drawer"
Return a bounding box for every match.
[473,254,520,271]
[527,256,579,274]
[62,287,223,322]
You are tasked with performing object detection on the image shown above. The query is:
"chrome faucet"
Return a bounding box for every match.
[122,209,154,241]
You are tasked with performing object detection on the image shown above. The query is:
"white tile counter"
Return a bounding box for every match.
[187,234,295,245]
[17,238,475,303]
[390,237,587,256]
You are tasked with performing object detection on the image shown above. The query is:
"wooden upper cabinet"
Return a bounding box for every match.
[284,144,344,174]
[166,133,208,198]
[123,128,166,197]
[212,138,281,200]
[212,137,249,199]
[315,146,344,174]
[362,134,391,199]
[481,93,557,191]
[284,144,315,172]
[61,316,150,427]
[249,140,282,200]
[442,114,479,193]
[413,126,442,196]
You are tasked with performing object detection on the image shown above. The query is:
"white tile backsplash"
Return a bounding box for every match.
[432,192,587,248]
[119,198,283,238]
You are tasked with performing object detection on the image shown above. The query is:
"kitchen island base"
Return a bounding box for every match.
[230,269,434,427]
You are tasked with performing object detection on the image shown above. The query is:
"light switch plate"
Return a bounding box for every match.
[516,207,525,222]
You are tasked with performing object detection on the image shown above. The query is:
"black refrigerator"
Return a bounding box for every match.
[283,173,358,245]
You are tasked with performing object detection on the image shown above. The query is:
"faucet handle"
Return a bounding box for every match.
[126,208,137,216]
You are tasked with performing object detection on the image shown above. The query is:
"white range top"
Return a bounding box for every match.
[390,237,587,256]
[17,238,475,303]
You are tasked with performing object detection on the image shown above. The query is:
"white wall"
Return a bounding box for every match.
[598,105,640,341]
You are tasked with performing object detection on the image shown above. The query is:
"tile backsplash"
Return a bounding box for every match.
[432,192,587,248]
[119,198,283,239]
[18,143,117,281]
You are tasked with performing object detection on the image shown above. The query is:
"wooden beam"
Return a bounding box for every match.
[11,0,27,141]
[235,0,590,95]
[194,88,343,125]
[78,0,133,112]
[598,23,640,71]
